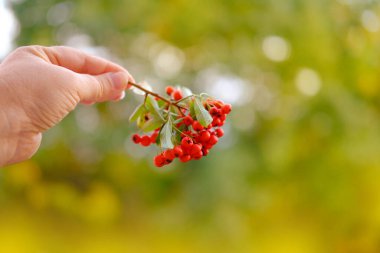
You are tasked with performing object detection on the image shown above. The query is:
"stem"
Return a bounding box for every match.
[173,95,194,105]
[172,124,194,140]
[128,81,187,111]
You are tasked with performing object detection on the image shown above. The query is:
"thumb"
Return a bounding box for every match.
[76,71,133,103]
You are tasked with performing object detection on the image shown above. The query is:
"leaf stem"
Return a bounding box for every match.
[172,124,194,140]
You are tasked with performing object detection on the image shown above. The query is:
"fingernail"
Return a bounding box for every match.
[112,91,125,101]
[119,91,126,100]
[109,72,126,90]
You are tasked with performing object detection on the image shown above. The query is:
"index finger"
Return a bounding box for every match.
[31,45,132,77]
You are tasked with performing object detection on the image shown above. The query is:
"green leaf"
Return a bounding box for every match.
[173,117,184,124]
[200,93,212,100]
[194,97,213,127]
[141,118,163,132]
[136,113,145,129]
[145,95,164,120]
[160,120,174,149]
[179,87,193,97]
[129,104,146,122]
[189,99,196,119]
[156,99,166,108]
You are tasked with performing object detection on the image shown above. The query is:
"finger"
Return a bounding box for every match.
[33,46,135,82]
[76,71,132,103]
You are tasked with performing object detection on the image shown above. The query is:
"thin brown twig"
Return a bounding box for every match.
[128,81,187,111]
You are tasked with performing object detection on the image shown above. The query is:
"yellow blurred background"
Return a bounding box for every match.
[2,0,380,252]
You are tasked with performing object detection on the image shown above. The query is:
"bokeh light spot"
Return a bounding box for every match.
[361,10,380,32]
[262,36,290,62]
[0,0,19,59]
[295,68,322,96]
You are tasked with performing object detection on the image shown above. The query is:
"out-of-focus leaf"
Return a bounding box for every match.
[179,87,193,97]
[160,120,174,149]
[141,115,163,132]
[146,95,164,120]
[132,81,152,96]
[173,117,184,124]
[129,104,147,122]
[189,99,196,119]
[193,97,213,127]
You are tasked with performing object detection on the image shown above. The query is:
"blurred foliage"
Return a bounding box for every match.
[2,0,380,252]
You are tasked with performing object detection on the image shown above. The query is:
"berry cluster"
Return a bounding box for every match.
[129,83,231,167]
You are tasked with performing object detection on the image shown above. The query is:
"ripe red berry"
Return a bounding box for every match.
[219,114,226,121]
[214,101,223,108]
[154,154,166,167]
[181,137,193,148]
[190,144,202,156]
[215,128,224,137]
[150,131,159,143]
[192,121,204,131]
[208,135,219,145]
[199,131,211,142]
[192,151,203,160]
[222,104,232,114]
[163,149,176,160]
[166,86,175,95]
[212,118,222,127]
[183,115,194,126]
[173,146,183,157]
[203,143,213,150]
[132,134,141,144]
[202,148,209,156]
[140,136,152,146]
[179,155,191,162]
[172,90,183,101]
[209,107,220,117]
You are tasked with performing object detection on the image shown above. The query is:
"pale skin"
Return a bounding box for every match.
[0,45,135,167]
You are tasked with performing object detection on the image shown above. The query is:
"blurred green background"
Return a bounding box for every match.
[2,0,380,252]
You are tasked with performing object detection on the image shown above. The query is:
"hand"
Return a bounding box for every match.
[0,45,134,167]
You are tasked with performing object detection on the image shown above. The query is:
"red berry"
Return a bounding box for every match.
[166,86,175,95]
[214,101,223,108]
[140,136,152,146]
[192,121,204,131]
[181,137,193,148]
[208,135,219,145]
[163,149,176,160]
[190,144,202,156]
[215,128,224,137]
[199,131,211,143]
[150,132,159,143]
[203,143,213,150]
[172,90,183,101]
[222,104,232,114]
[154,154,166,167]
[192,151,203,160]
[202,148,209,156]
[212,118,221,127]
[219,114,226,121]
[179,155,191,162]
[183,115,194,126]
[173,146,184,157]
[209,107,220,117]
[132,134,141,144]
